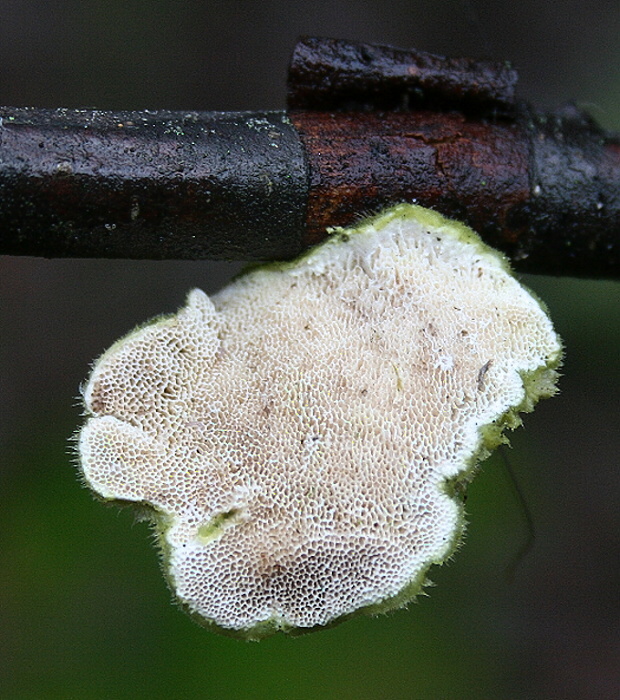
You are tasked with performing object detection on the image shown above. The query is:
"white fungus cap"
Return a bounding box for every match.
[78,204,562,638]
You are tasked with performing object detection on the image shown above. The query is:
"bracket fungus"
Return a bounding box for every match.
[78,204,562,639]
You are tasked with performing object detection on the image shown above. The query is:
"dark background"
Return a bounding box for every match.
[1,1,619,698]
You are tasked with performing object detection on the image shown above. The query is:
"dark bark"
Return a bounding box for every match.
[0,37,618,278]
[287,36,518,116]
[0,109,307,260]
[290,106,620,278]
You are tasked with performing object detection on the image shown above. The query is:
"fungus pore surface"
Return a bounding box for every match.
[78,204,562,638]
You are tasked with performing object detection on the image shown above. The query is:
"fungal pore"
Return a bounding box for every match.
[78,204,562,638]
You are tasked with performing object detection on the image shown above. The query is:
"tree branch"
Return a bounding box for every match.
[0,37,618,278]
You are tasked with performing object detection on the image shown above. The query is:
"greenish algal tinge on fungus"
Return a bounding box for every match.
[78,204,562,639]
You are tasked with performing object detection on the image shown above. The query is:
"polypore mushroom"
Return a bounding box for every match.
[78,204,562,639]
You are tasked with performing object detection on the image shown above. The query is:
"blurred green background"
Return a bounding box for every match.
[1,1,619,698]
